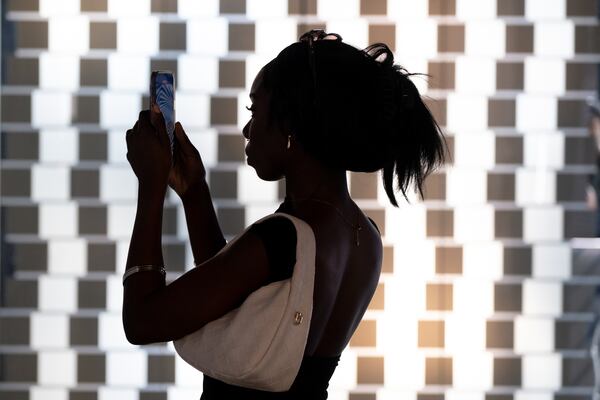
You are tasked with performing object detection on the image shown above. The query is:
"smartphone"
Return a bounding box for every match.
[150,71,175,155]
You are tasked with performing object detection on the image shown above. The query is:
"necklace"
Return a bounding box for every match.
[283,180,362,246]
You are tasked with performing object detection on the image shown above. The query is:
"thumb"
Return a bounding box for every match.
[174,121,195,155]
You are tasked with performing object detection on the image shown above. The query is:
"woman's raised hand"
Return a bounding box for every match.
[126,110,172,193]
[168,120,207,201]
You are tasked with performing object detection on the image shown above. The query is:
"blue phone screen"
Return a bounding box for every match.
[153,72,175,155]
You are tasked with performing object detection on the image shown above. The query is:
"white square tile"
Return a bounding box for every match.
[39,203,77,238]
[177,0,219,17]
[99,312,132,349]
[100,165,138,201]
[523,206,563,241]
[106,275,124,311]
[167,388,205,400]
[378,315,418,351]
[456,0,496,18]
[106,350,147,387]
[245,205,279,228]
[48,16,89,54]
[31,312,69,349]
[524,133,564,169]
[98,387,139,400]
[389,237,433,277]
[515,168,556,205]
[447,94,488,132]
[446,168,487,205]
[31,387,69,400]
[39,276,77,312]
[39,53,79,90]
[463,241,503,279]
[389,0,427,19]
[446,391,485,400]
[454,279,494,316]
[115,241,130,275]
[247,0,288,18]
[523,280,562,316]
[318,0,359,18]
[178,55,218,91]
[100,91,141,129]
[255,19,297,58]
[455,56,496,94]
[48,239,87,276]
[108,0,150,17]
[326,19,369,49]
[383,351,424,389]
[454,132,495,168]
[515,316,555,353]
[385,276,427,313]
[524,58,565,95]
[117,17,158,55]
[236,165,277,203]
[40,0,79,16]
[465,20,505,58]
[31,165,70,200]
[454,205,494,241]
[446,316,486,352]
[534,21,574,57]
[107,129,129,164]
[522,354,561,389]
[516,94,557,131]
[329,350,358,390]
[32,90,72,127]
[526,0,566,20]
[533,243,571,278]
[38,350,76,385]
[514,392,554,400]
[108,54,149,91]
[107,204,136,239]
[453,353,493,389]
[186,18,228,56]
[175,93,210,128]
[39,128,78,164]
[396,20,437,58]
[175,352,205,386]
[383,205,427,242]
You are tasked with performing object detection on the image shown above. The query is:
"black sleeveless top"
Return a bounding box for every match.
[199,210,380,399]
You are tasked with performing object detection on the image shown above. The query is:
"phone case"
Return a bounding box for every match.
[150,71,175,155]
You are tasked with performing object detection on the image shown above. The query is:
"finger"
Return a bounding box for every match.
[138,110,153,136]
[150,108,169,147]
[174,122,196,156]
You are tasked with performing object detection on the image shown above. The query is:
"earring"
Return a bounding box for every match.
[287,135,291,150]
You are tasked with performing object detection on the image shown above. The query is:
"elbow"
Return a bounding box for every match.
[122,306,151,345]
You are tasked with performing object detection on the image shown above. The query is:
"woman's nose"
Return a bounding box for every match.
[242,121,250,140]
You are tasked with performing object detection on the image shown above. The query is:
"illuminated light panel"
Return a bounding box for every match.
[237,165,278,203]
[447,94,488,131]
[465,20,505,58]
[514,316,555,353]
[100,165,138,201]
[318,0,360,19]
[455,56,496,94]
[516,94,558,131]
[48,16,89,54]
[524,134,565,169]
[100,91,142,129]
[186,18,228,56]
[39,128,78,164]
[107,204,136,239]
[532,243,571,278]
[446,167,487,205]
[453,132,495,168]
[534,21,575,57]
[515,168,557,206]
[48,238,87,276]
[523,206,564,242]
[31,165,70,201]
[462,241,503,280]
[523,280,563,316]
[178,55,219,91]
[116,17,159,55]
[38,276,77,312]
[106,350,148,387]
[107,54,149,91]
[39,53,79,90]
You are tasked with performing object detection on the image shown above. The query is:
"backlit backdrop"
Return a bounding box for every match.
[1,0,599,399]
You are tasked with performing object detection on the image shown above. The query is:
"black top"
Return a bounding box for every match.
[199,211,380,399]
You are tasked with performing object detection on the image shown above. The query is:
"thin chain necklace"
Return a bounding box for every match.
[283,179,362,246]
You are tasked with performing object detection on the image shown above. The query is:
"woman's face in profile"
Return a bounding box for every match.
[243,67,288,181]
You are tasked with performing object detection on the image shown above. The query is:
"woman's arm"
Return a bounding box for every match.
[182,180,228,265]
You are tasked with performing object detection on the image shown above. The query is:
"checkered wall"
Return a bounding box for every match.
[1,0,599,399]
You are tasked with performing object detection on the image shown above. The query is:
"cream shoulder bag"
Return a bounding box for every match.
[173,212,316,392]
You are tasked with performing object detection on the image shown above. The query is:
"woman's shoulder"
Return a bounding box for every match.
[248,214,298,283]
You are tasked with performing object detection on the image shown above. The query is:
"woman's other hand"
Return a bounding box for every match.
[126,110,172,192]
[168,121,207,201]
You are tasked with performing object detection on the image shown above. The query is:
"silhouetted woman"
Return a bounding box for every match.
[122,30,449,399]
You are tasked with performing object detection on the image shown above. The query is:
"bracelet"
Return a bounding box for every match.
[123,264,166,285]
